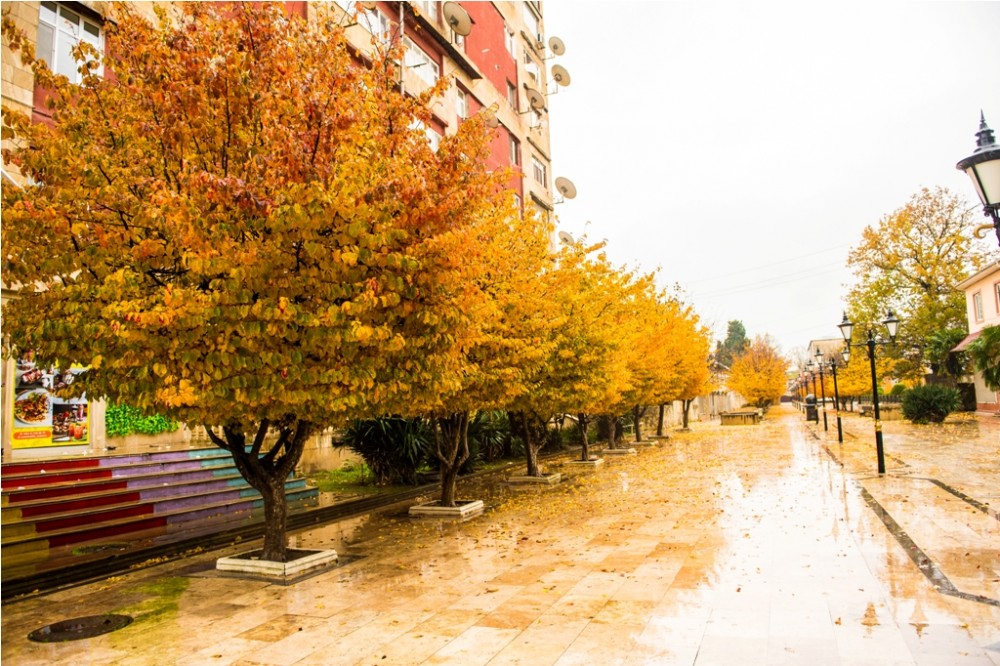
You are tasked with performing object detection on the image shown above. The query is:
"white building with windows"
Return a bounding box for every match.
[954,261,1000,413]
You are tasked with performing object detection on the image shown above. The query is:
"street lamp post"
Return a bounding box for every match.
[829,350,847,443]
[838,310,901,474]
[956,112,1000,245]
[814,349,829,432]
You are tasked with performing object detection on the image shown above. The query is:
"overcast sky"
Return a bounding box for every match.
[543,1,1000,356]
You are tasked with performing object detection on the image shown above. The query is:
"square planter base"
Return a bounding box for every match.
[602,448,637,456]
[408,499,485,520]
[631,440,659,447]
[565,458,605,468]
[216,548,339,584]
[507,472,562,486]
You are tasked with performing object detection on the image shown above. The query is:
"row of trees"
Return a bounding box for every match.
[1,4,714,561]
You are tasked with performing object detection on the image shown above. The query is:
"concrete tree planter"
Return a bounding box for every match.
[602,447,637,456]
[631,440,659,447]
[507,472,562,486]
[216,548,338,581]
[408,499,484,520]
[565,457,604,468]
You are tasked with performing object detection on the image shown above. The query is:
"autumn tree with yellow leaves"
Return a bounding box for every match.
[1,3,521,560]
[846,187,996,379]
[727,337,789,409]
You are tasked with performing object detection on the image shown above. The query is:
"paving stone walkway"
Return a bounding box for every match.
[1,404,997,665]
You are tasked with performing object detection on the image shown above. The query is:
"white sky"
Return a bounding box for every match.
[543,1,1000,356]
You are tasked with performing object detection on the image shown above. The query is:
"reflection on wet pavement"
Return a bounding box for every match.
[2,404,998,665]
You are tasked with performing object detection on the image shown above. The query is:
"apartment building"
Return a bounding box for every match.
[1,1,563,214]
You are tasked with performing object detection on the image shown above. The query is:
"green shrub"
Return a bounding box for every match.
[890,383,908,397]
[106,404,179,438]
[340,417,430,485]
[901,385,960,424]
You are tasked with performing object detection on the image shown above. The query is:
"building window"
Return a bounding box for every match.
[513,193,522,216]
[995,282,1000,313]
[504,25,515,55]
[403,38,439,85]
[37,1,102,84]
[508,134,520,166]
[974,292,985,321]
[531,156,547,187]
[507,81,517,108]
[415,1,439,23]
[455,88,468,120]
[522,3,540,43]
[360,9,392,43]
[523,51,539,84]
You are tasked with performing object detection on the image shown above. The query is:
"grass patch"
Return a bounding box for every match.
[309,462,409,496]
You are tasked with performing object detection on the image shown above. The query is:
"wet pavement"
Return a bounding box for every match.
[1,404,997,665]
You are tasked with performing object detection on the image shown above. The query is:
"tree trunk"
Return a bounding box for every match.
[205,418,313,563]
[682,399,692,430]
[434,412,469,508]
[657,403,666,437]
[633,405,646,442]
[578,413,590,461]
[521,412,548,477]
[600,415,618,449]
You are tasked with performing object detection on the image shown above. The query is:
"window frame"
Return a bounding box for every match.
[531,155,547,187]
[37,1,103,84]
[973,291,985,322]
[508,133,520,166]
[403,37,440,85]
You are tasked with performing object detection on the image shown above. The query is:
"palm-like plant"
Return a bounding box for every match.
[967,326,1000,391]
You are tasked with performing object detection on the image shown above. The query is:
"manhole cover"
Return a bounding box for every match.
[28,615,133,642]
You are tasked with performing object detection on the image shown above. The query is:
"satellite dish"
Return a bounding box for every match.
[548,36,566,56]
[442,2,472,37]
[558,230,574,244]
[551,64,571,87]
[480,107,499,129]
[555,177,577,199]
[525,87,545,111]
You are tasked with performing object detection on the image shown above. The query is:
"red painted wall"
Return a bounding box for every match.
[463,3,517,99]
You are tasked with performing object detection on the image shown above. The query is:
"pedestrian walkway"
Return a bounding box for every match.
[2,405,997,665]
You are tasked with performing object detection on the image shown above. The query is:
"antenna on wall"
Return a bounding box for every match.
[558,230,575,244]
[554,177,577,203]
[547,36,566,58]
[520,86,546,114]
[548,64,571,96]
[442,2,472,37]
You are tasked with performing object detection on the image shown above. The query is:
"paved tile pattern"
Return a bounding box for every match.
[2,405,997,665]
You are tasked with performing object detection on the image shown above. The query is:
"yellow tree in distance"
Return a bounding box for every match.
[727,337,790,409]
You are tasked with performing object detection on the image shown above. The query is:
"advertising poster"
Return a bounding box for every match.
[11,359,90,449]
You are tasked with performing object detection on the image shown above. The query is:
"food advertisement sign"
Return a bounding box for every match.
[11,360,90,449]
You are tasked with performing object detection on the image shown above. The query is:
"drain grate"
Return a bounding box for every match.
[28,614,133,642]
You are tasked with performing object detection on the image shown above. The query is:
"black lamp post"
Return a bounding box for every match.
[814,349,828,432]
[828,349,847,443]
[838,310,901,474]
[956,112,1000,245]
